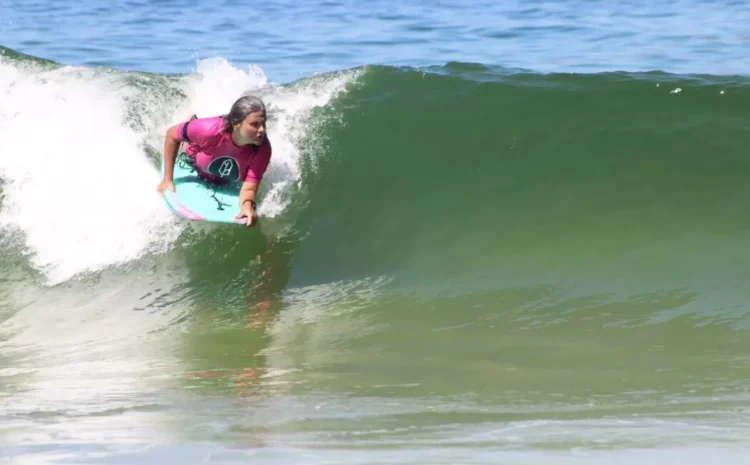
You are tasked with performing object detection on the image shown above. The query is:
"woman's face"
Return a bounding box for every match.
[234,111,266,145]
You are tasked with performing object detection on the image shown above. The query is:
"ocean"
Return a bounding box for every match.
[2,0,750,463]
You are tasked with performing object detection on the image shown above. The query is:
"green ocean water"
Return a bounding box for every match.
[2,48,750,463]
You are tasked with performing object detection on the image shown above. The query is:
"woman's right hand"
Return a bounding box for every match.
[157,179,176,193]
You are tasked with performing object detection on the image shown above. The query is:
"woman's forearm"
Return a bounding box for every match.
[162,126,181,181]
[239,183,258,210]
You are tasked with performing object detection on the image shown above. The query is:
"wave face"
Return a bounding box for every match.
[289,64,750,299]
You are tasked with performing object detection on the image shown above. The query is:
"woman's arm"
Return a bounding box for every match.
[237,139,272,227]
[236,181,259,227]
[157,125,181,192]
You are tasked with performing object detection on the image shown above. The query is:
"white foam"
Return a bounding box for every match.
[0,57,359,285]
[0,61,181,285]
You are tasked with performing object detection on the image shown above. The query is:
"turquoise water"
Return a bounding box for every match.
[2,1,750,464]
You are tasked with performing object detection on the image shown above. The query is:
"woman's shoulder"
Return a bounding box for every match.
[254,137,271,159]
[190,115,225,135]
[246,137,271,155]
[260,136,272,153]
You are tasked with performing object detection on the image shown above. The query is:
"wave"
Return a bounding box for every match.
[2,48,750,311]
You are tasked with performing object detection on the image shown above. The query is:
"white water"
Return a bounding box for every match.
[0,60,179,284]
[0,56,357,285]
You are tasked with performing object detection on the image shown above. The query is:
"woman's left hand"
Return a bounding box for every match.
[236,205,258,227]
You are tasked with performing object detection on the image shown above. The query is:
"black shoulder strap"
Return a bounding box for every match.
[182,120,191,143]
[182,115,198,143]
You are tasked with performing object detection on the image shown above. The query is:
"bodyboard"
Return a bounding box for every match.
[160,152,245,224]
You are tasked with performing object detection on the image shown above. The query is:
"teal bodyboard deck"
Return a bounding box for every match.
[160,152,245,224]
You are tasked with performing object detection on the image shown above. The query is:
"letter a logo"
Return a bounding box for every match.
[218,159,234,177]
[208,156,240,181]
